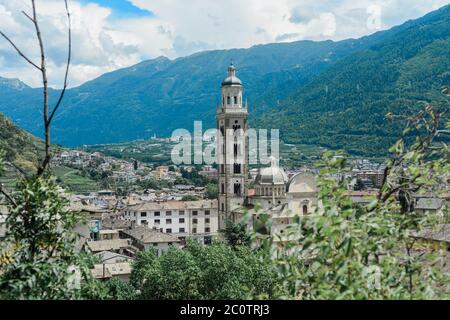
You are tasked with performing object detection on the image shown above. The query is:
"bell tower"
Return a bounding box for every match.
[217,63,248,229]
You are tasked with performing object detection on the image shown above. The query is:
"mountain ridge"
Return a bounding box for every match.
[0,4,449,157]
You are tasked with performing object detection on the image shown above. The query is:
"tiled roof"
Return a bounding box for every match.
[122,226,180,244]
[86,239,130,252]
[127,199,217,211]
[91,262,132,279]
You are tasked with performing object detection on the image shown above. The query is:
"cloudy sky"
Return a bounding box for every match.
[0,0,449,88]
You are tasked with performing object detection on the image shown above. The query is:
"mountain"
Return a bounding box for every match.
[0,4,449,156]
[0,19,403,147]
[0,112,42,172]
[256,5,450,156]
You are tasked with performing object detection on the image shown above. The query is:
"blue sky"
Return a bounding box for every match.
[0,0,449,87]
[79,0,153,19]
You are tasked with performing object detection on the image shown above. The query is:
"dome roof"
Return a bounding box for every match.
[221,76,242,86]
[287,172,317,193]
[222,63,242,86]
[255,156,288,185]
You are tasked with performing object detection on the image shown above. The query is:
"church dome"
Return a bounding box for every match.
[222,63,242,86]
[287,172,317,193]
[255,156,288,185]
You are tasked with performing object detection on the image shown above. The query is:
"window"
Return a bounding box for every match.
[193,218,198,224]
[153,243,158,247]
[192,228,197,234]
[166,228,172,234]
[221,203,225,211]
[234,96,238,104]
[221,183,225,194]
[205,218,210,223]
[141,212,147,217]
[154,211,160,217]
[179,210,185,215]
[154,219,160,224]
[205,227,211,233]
[234,163,241,174]
[193,211,198,216]
[166,219,172,224]
[234,183,241,195]
[179,218,185,223]
[227,96,230,105]
[220,164,225,174]
[166,211,172,216]
[205,210,210,215]
[303,205,308,215]
[179,228,185,233]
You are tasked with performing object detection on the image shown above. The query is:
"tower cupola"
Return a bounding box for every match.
[222,63,242,86]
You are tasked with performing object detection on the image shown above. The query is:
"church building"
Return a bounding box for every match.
[216,64,320,237]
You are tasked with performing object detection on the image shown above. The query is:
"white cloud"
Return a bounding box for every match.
[0,0,449,88]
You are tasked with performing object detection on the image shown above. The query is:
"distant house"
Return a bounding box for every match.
[412,224,450,251]
[86,239,132,254]
[415,197,445,215]
[120,226,181,256]
[91,262,132,282]
[95,251,134,264]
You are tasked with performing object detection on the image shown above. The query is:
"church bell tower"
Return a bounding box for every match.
[217,63,249,229]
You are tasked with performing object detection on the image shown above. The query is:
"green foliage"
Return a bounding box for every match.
[0,113,43,174]
[180,167,210,187]
[0,175,98,299]
[258,106,449,300]
[221,219,252,248]
[131,241,279,300]
[205,183,219,199]
[138,178,172,190]
[103,278,139,300]
[181,195,200,201]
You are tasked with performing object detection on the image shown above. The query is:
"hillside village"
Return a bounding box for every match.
[0,64,448,286]
[0,2,449,301]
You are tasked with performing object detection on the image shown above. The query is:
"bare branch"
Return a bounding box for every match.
[22,10,35,23]
[0,184,17,208]
[31,0,50,177]
[48,0,71,125]
[5,161,27,178]
[0,30,41,71]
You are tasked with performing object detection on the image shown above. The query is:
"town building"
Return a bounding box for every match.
[120,226,181,256]
[123,199,218,244]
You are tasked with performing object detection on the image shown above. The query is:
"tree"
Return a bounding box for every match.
[259,105,449,300]
[0,0,100,299]
[103,278,138,300]
[181,195,200,201]
[205,183,219,199]
[131,241,280,300]
[221,219,251,248]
